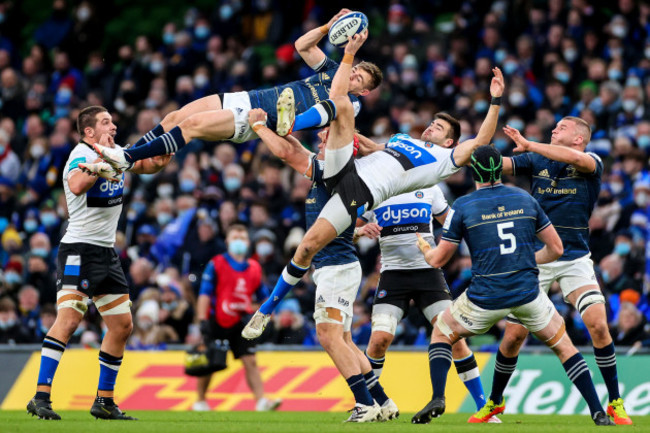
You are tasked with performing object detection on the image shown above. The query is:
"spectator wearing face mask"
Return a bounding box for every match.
[17,285,41,341]
[251,229,283,288]
[0,296,32,344]
[0,130,19,182]
[599,253,639,295]
[129,299,178,349]
[610,302,648,346]
[270,298,306,345]
[157,274,193,342]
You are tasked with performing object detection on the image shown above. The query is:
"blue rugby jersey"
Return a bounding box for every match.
[248,58,360,128]
[511,151,602,261]
[442,184,551,310]
[307,155,358,269]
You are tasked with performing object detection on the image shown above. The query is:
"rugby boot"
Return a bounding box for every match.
[378,398,399,421]
[411,397,445,424]
[90,399,137,420]
[78,161,122,182]
[276,88,295,136]
[345,402,380,422]
[241,310,271,340]
[468,398,506,423]
[27,398,61,420]
[607,398,633,425]
[92,143,133,171]
[592,410,616,426]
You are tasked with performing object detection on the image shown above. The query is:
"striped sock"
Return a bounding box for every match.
[363,371,388,405]
[132,124,165,148]
[365,350,385,378]
[454,353,486,410]
[428,343,452,399]
[490,350,517,405]
[563,353,602,416]
[36,336,66,390]
[259,260,309,315]
[125,126,186,162]
[293,99,337,132]
[346,373,373,406]
[98,351,123,396]
[594,343,620,401]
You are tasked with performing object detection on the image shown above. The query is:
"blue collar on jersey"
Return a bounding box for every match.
[224,252,249,271]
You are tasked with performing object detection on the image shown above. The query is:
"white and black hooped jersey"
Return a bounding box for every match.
[354,133,459,209]
[60,143,125,248]
[362,186,449,272]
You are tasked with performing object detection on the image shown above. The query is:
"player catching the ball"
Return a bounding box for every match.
[88,9,382,173]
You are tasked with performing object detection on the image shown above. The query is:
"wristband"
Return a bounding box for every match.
[342,53,354,65]
[490,96,502,106]
[320,25,329,35]
[252,121,266,132]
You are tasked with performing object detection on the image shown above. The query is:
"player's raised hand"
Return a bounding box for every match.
[328,8,352,27]
[490,67,505,98]
[416,233,432,254]
[98,133,115,148]
[248,108,268,128]
[357,223,382,239]
[503,125,530,152]
[344,29,368,55]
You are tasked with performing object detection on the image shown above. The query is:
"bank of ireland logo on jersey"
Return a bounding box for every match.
[415,191,424,199]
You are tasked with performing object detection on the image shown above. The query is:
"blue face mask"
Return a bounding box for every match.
[638,135,650,149]
[554,71,570,84]
[460,267,472,280]
[4,272,22,285]
[503,61,518,75]
[157,212,173,226]
[601,270,611,284]
[40,212,59,227]
[163,32,175,45]
[194,26,210,39]
[399,123,411,134]
[24,219,38,233]
[614,242,631,256]
[494,139,509,151]
[224,177,241,192]
[509,119,525,131]
[180,179,197,193]
[474,100,489,113]
[32,248,50,258]
[228,239,249,256]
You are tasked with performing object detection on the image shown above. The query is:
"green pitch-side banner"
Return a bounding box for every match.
[460,353,650,415]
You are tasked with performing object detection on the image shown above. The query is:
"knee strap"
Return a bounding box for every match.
[544,321,566,349]
[94,294,132,316]
[57,290,88,315]
[576,290,605,317]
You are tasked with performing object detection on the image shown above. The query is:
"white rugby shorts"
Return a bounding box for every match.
[312,261,362,331]
[222,91,257,143]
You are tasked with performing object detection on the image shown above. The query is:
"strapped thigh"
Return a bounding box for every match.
[94,294,132,316]
[57,290,89,315]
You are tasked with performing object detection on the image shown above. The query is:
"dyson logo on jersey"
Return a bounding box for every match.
[99,178,124,196]
[377,203,430,226]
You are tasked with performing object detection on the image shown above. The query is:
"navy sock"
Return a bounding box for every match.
[594,343,620,401]
[259,260,309,315]
[293,99,337,132]
[563,353,603,416]
[363,371,388,405]
[454,353,487,410]
[36,336,66,392]
[428,343,452,399]
[95,395,115,406]
[132,124,165,148]
[125,126,185,162]
[490,350,517,405]
[365,350,385,378]
[346,373,373,406]
[98,350,122,394]
[35,391,50,400]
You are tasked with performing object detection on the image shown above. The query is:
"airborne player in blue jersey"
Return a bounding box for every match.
[499,117,632,425]
[87,9,382,173]
[411,145,613,426]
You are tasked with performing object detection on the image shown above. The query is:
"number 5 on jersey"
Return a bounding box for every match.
[497,221,517,255]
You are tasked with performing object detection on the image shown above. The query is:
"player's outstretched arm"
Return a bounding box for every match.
[249,109,313,176]
[503,126,597,173]
[330,30,368,98]
[295,8,351,68]
[416,234,457,268]
[535,224,564,264]
[356,132,385,155]
[453,67,504,166]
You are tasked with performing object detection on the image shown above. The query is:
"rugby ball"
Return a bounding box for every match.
[328,12,369,48]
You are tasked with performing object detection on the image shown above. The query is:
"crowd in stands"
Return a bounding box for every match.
[1,0,650,350]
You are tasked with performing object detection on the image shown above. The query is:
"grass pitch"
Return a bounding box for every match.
[1,410,647,433]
